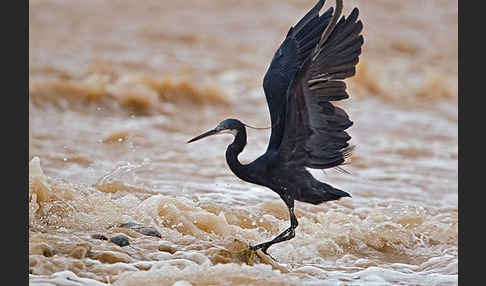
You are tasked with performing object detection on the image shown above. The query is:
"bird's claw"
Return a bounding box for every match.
[232,242,277,265]
[247,247,256,265]
[231,244,256,265]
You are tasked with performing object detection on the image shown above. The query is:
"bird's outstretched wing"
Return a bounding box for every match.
[263,0,334,151]
[278,0,363,170]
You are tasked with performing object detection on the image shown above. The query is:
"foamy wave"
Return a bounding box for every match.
[29,73,228,114]
[29,157,143,230]
[29,156,457,257]
[30,270,108,286]
[29,157,457,284]
[116,262,302,286]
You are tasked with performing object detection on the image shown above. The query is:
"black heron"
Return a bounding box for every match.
[187,0,363,260]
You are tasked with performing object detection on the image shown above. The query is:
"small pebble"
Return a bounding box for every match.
[110,234,130,247]
[134,262,153,271]
[70,244,91,259]
[91,234,109,241]
[158,244,177,254]
[30,242,55,257]
[136,227,162,238]
[90,251,132,264]
[119,222,162,238]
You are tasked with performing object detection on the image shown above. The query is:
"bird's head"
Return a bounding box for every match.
[187,118,244,143]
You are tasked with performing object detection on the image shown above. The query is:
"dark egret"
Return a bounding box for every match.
[187,0,363,262]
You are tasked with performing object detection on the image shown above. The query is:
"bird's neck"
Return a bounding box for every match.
[225,126,251,181]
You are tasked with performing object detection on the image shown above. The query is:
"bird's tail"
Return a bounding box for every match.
[296,181,351,205]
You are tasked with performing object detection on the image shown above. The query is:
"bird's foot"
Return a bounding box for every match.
[228,241,257,265]
[229,240,276,265]
[231,245,256,265]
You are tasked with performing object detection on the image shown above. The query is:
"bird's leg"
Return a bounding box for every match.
[250,199,298,257]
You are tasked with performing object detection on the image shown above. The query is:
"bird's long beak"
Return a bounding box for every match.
[187,128,219,143]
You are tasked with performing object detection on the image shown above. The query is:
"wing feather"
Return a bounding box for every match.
[263,0,334,151]
[277,1,364,170]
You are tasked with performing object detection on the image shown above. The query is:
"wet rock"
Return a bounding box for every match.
[91,233,109,240]
[29,256,38,267]
[158,244,177,254]
[110,234,130,247]
[69,244,91,259]
[90,251,133,264]
[119,222,162,238]
[134,262,153,271]
[30,242,55,257]
[136,226,162,238]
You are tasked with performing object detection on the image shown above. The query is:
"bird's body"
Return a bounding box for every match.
[223,119,349,204]
[187,0,363,258]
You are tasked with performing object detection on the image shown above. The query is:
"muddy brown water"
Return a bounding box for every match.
[29,0,457,285]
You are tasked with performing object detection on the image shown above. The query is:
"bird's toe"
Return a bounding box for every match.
[247,248,256,265]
